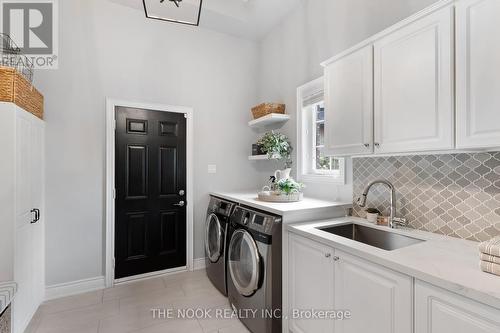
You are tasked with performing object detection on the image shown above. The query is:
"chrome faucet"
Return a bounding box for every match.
[357,179,407,229]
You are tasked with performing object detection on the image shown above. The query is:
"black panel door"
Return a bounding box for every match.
[115,106,187,279]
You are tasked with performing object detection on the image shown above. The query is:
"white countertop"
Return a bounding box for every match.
[0,281,17,314]
[210,192,352,217]
[289,217,500,310]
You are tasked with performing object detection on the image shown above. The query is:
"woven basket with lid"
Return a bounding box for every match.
[251,103,285,119]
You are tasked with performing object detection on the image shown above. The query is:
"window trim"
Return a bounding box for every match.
[296,77,346,185]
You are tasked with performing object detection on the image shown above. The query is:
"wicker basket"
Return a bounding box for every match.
[0,66,43,119]
[251,103,285,119]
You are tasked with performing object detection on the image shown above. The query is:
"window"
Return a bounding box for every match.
[297,77,345,184]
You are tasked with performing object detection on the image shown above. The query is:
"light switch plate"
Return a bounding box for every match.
[208,164,217,174]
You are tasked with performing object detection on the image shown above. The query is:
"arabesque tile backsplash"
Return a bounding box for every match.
[352,152,500,242]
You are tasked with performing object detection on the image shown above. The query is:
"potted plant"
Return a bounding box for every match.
[257,131,293,168]
[365,208,381,224]
[276,178,304,195]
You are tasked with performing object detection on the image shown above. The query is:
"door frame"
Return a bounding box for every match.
[105,98,194,287]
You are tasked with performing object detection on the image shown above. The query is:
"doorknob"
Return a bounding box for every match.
[173,201,185,207]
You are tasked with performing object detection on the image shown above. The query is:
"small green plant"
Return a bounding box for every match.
[365,208,381,214]
[257,131,293,167]
[276,178,304,195]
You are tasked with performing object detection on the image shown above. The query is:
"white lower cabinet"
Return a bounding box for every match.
[288,233,335,333]
[287,233,412,333]
[334,250,412,333]
[286,232,500,333]
[415,280,500,333]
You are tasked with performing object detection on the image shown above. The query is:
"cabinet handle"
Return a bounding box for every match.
[374,143,380,148]
[333,256,340,262]
[364,143,370,148]
[30,209,40,224]
[325,253,331,258]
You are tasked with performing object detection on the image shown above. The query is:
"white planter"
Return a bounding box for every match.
[366,212,379,224]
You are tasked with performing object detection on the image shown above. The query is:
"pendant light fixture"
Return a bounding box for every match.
[143,0,203,26]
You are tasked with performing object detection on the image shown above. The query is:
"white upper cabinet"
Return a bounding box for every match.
[334,250,413,333]
[415,280,500,333]
[288,233,336,333]
[324,45,374,156]
[456,0,500,149]
[373,6,454,153]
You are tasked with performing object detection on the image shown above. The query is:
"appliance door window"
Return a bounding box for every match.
[206,213,222,263]
[228,229,261,296]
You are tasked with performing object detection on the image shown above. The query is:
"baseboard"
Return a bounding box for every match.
[45,261,205,301]
[193,257,206,271]
[45,276,105,301]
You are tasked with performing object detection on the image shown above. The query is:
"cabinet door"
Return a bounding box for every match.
[324,45,374,156]
[15,110,32,230]
[13,110,34,333]
[334,250,412,333]
[456,0,500,149]
[374,6,454,153]
[31,116,45,305]
[288,233,336,333]
[415,280,500,333]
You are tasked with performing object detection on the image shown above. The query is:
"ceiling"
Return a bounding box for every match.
[107,0,303,40]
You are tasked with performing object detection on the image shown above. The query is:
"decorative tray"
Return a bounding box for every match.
[257,191,303,203]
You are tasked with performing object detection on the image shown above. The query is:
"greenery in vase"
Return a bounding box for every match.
[365,208,381,214]
[276,178,304,195]
[257,131,293,167]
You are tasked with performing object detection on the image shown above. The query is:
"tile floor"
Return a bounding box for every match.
[25,270,250,333]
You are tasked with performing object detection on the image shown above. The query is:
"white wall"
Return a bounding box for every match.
[36,0,267,286]
[257,0,440,202]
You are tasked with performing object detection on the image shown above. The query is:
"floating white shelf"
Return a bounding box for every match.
[248,154,280,161]
[248,155,270,160]
[248,113,290,129]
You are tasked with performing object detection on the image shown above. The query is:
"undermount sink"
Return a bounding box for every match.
[317,223,425,251]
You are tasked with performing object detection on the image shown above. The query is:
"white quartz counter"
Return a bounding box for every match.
[210,192,352,223]
[0,282,17,314]
[289,217,500,310]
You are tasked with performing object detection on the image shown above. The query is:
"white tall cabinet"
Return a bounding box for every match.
[323,45,373,156]
[0,102,45,333]
[455,0,500,149]
[373,6,455,153]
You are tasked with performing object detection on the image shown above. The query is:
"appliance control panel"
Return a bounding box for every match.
[231,206,281,235]
[209,197,236,217]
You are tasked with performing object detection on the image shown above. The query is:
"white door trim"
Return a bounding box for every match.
[105,98,194,288]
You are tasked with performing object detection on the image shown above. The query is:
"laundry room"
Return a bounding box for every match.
[1,0,500,333]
